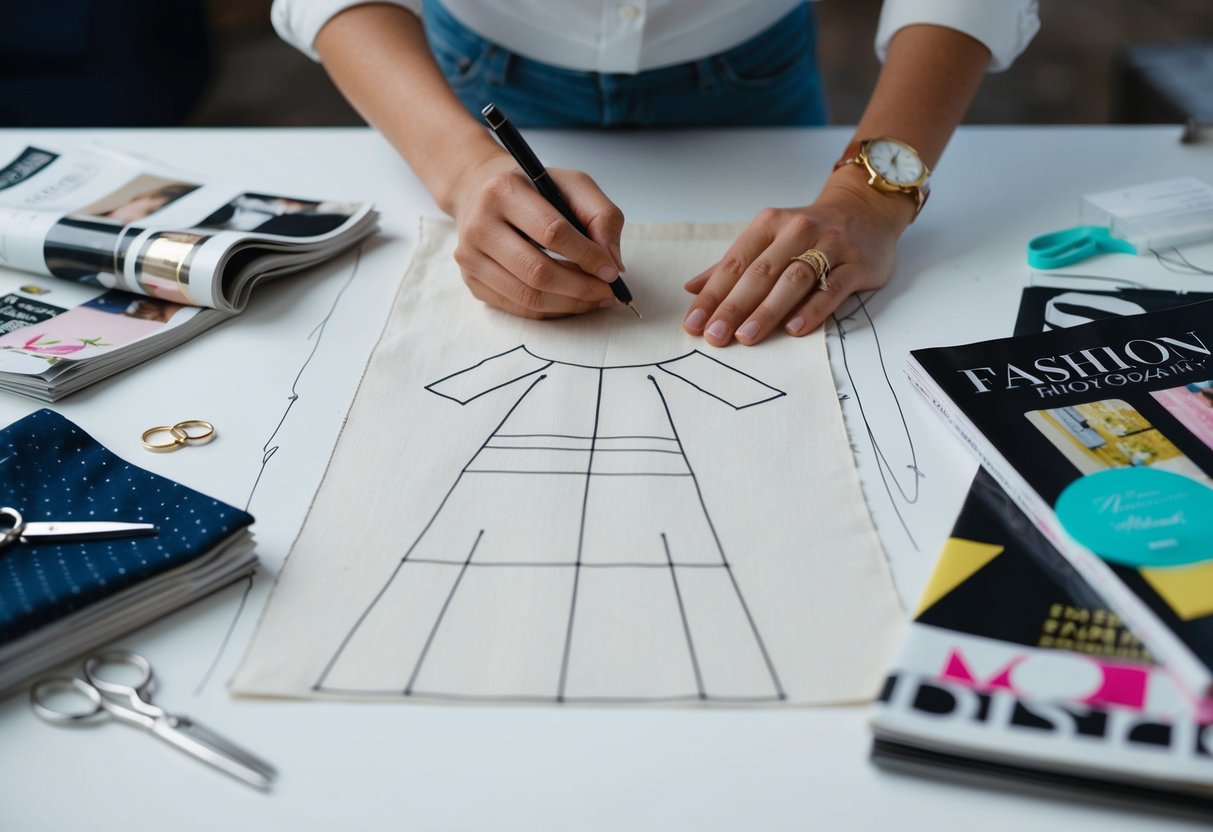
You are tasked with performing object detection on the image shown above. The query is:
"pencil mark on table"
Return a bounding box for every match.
[832,292,924,552]
[194,243,363,695]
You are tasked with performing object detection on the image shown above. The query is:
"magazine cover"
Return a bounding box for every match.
[0,142,378,400]
[907,297,1213,702]
[1015,285,1213,334]
[872,467,1213,815]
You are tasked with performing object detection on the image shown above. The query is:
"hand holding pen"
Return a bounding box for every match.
[482,104,640,318]
[435,103,635,320]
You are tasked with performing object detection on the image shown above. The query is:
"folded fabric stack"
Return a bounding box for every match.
[0,409,257,696]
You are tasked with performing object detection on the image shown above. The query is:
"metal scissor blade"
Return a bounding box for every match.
[152,716,277,790]
[20,521,158,542]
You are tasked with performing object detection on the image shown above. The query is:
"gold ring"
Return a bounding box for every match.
[172,419,216,444]
[141,419,216,452]
[790,249,831,292]
[142,425,187,452]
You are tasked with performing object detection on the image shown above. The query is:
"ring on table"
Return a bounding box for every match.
[141,425,187,452]
[141,420,216,452]
[790,248,831,292]
[171,419,216,445]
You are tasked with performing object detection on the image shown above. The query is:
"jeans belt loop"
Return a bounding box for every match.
[484,44,514,86]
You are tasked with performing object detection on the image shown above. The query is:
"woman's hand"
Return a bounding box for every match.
[682,167,916,345]
[447,152,626,319]
[314,5,626,320]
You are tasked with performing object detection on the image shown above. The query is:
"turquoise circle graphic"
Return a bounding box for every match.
[1055,467,1213,568]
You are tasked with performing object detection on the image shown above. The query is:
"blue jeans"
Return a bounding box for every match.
[422,1,827,128]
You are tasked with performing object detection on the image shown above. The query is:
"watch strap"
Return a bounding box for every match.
[832,139,865,173]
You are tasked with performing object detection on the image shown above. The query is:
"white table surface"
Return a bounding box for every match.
[1,125,1210,831]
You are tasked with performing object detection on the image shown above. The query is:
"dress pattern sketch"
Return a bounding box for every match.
[315,345,789,702]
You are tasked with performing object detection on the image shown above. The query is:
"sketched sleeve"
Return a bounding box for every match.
[656,351,785,409]
[425,346,552,405]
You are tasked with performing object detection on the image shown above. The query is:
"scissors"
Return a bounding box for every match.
[30,651,277,790]
[1027,225,1138,269]
[0,506,156,550]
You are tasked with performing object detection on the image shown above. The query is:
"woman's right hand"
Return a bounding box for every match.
[447,152,626,318]
[312,5,624,319]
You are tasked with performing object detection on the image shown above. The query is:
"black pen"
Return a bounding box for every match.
[481,103,641,319]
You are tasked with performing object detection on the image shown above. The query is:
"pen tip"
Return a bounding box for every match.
[628,303,643,320]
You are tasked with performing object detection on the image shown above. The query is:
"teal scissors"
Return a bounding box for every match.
[1027,225,1138,269]
[0,506,156,549]
[30,651,277,790]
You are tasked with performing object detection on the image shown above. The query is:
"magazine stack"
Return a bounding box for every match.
[886,286,1213,815]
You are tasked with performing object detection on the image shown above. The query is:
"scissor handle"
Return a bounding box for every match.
[30,676,105,724]
[0,506,25,549]
[1027,227,1099,269]
[1027,225,1137,269]
[83,650,157,708]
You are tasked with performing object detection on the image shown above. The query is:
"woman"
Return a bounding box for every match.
[273,0,1039,344]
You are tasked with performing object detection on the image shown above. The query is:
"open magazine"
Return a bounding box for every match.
[0,143,378,400]
[906,296,1213,705]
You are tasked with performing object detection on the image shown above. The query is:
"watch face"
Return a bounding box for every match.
[865,139,925,186]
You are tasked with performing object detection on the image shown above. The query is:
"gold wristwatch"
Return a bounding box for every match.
[833,137,931,217]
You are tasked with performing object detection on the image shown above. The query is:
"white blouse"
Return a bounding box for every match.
[272,0,1039,75]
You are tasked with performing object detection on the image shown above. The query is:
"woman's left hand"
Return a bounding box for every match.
[682,169,917,345]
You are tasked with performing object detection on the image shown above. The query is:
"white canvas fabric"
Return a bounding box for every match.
[233,218,902,705]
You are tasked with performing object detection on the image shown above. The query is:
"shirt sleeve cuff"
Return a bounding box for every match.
[875,0,1041,73]
[271,0,424,62]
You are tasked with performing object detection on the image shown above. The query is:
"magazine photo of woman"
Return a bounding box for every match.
[77,175,201,225]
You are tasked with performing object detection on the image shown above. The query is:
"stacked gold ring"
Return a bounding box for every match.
[790,249,831,292]
[141,420,216,452]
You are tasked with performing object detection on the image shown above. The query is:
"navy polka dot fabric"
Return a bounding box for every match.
[0,409,254,644]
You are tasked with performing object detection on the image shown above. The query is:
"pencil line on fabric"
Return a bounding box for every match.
[648,373,786,700]
[313,688,785,704]
[313,373,548,690]
[404,530,484,695]
[557,367,604,702]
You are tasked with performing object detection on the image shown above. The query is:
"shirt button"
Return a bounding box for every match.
[618,4,640,22]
